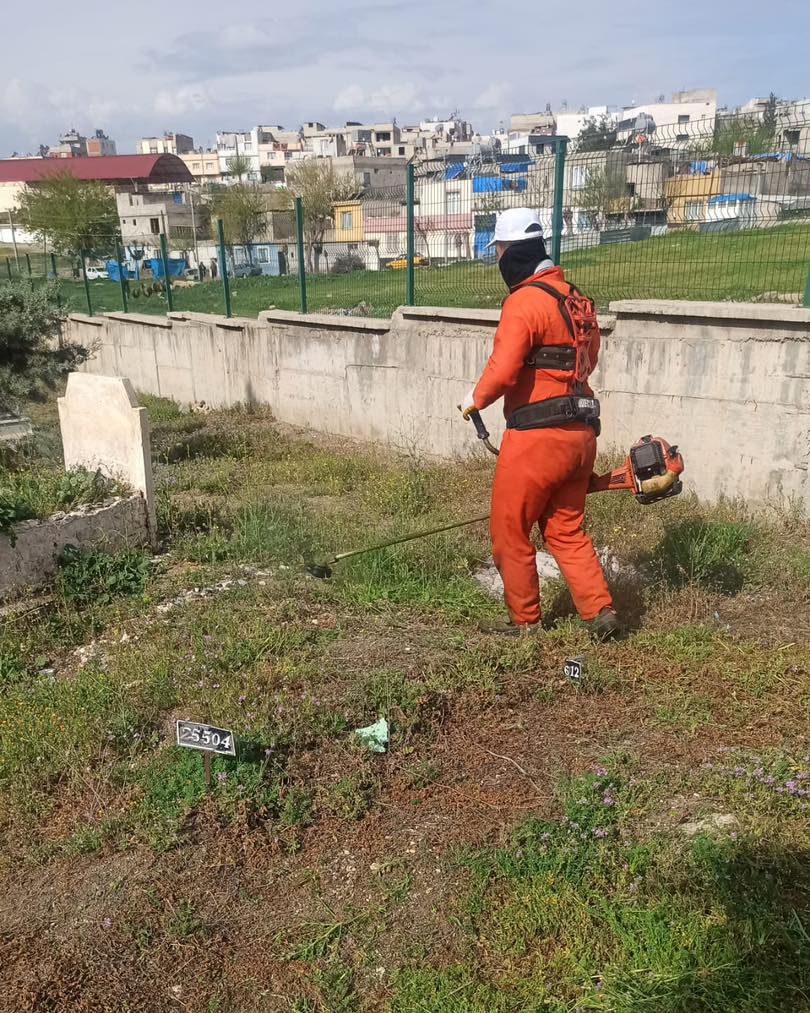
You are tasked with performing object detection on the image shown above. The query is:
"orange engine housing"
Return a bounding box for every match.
[588,435,684,504]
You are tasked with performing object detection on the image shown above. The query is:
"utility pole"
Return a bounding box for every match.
[8,211,19,265]
[188,185,201,280]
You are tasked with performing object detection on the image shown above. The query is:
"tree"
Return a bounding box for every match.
[0,282,86,414]
[713,114,775,157]
[211,184,268,263]
[762,92,778,135]
[573,167,628,227]
[226,154,252,182]
[284,160,358,270]
[17,173,118,258]
[576,115,618,152]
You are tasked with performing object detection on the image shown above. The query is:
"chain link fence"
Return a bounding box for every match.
[3,113,809,318]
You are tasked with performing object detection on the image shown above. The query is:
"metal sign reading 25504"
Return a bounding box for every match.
[176,720,236,756]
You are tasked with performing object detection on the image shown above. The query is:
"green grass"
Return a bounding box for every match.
[1,398,810,1008]
[19,221,810,319]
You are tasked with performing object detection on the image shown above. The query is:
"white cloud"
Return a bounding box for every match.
[474,83,511,109]
[334,82,427,116]
[154,84,211,118]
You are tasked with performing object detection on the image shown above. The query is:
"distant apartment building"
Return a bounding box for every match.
[116,190,198,252]
[509,110,555,136]
[179,150,221,183]
[47,128,117,158]
[614,89,718,144]
[138,133,194,156]
[216,130,261,180]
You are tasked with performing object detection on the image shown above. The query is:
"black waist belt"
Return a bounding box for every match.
[525,345,577,370]
[506,395,601,432]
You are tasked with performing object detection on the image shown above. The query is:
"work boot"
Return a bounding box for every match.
[479,618,541,638]
[587,607,622,641]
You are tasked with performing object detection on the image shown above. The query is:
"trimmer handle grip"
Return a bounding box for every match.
[468,409,491,442]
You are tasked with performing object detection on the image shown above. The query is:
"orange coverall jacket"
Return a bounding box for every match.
[472,266,612,625]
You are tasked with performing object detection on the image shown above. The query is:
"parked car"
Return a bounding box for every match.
[232,263,263,278]
[386,254,427,270]
[85,266,108,281]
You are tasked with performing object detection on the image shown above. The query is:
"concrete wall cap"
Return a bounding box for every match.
[260,309,390,333]
[609,299,810,325]
[67,313,104,327]
[103,311,173,328]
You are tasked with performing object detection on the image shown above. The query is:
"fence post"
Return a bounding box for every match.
[159,232,174,312]
[80,249,93,317]
[294,197,308,314]
[5,257,11,281]
[406,162,415,306]
[216,218,232,318]
[25,252,32,285]
[804,266,810,308]
[551,136,569,266]
[50,253,57,279]
[115,238,128,312]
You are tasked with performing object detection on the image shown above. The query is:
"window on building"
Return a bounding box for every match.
[398,146,406,155]
[342,211,353,230]
[257,247,269,263]
[677,134,689,142]
[627,182,636,197]
[785,129,801,149]
[150,218,160,234]
[447,191,461,214]
[149,146,158,154]
[193,162,201,172]
[684,201,703,222]
[132,219,137,226]
[571,165,587,190]
[363,172,372,187]
[678,114,690,125]
[376,132,391,142]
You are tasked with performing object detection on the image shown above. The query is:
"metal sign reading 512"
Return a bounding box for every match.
[176,720,236,756]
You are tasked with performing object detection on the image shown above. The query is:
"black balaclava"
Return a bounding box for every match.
[498,235,550,290]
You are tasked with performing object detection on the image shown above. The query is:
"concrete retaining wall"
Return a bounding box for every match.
[64,301,810,507]
[0,496,149,600]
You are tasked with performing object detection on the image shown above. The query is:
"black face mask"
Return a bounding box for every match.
[498,237,549,290]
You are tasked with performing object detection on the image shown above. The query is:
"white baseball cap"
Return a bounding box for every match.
[487,207,544,247]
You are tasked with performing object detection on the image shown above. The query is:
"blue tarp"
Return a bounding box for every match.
[501,160,530,173]
[105,260,135,282]
[474,230,495,259]
[147,257,188,279]
[473,175,527,193]
[689,161,710,174]
[445,163,465,180]
[708,193,754,205]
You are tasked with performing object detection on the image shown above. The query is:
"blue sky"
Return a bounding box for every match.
[1,0,806,155]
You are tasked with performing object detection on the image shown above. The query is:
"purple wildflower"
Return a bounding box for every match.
[540,832,552,842]
[238,695,247,705]
[734,766,746,777]
[603,792,616,807]
[595,766,608,778]
[786,780,799,794]
[102,917,112,930]
[217,772,227,783]
[593,828,609,839]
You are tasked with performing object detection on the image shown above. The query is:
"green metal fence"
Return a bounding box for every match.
[3,113,810,318]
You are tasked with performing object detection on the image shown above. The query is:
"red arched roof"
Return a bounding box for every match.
[0,153,194,185]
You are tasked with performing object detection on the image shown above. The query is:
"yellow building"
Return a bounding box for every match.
[665,171,723,226]
[329,200,364,243]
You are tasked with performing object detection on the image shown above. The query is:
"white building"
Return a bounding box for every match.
[216,130,261,181]
[138,133,194,156]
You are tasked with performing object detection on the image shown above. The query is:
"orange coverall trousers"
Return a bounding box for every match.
[491,422,613,626]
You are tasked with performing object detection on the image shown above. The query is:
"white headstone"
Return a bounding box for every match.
[58,373,157,547]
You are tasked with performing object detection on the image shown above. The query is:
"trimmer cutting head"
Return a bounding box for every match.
[306,561,333,579]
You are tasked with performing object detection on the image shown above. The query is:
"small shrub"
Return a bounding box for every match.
[56,545,151,604]
[331,253,365,274]
[649,519,752,593]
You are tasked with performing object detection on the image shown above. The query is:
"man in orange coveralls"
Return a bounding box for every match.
[461,208,620,639]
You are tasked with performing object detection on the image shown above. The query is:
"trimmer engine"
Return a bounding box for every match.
[590,435,684,504]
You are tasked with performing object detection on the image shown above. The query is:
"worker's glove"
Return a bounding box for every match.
[460,388,478,420]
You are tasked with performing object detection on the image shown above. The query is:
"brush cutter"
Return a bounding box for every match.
[306,410,684,579]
